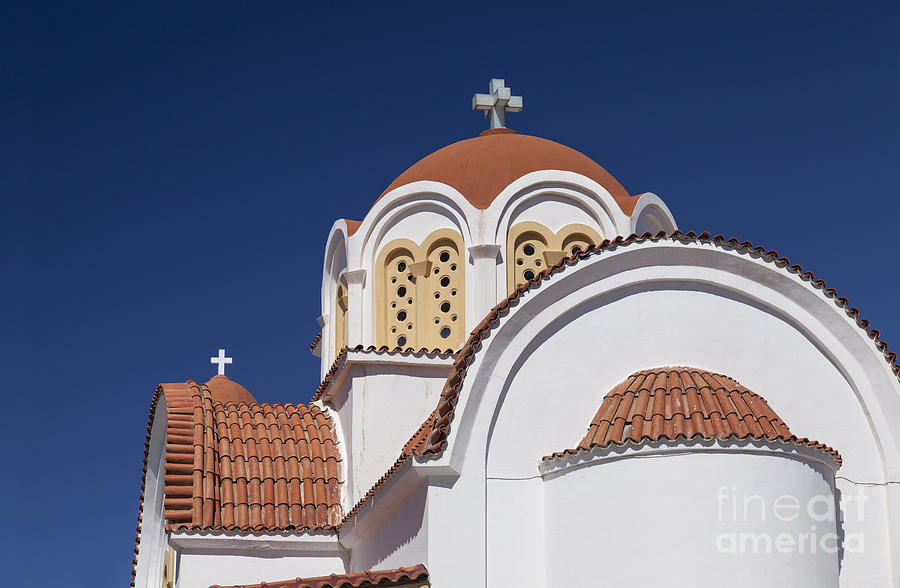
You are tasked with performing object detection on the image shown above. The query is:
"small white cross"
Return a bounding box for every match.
[472,78,523,129]
[210,348,232,376]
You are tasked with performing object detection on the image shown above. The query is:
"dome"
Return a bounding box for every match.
[581,367,794,447]
[204,374,256,404]
[380,129,641,214]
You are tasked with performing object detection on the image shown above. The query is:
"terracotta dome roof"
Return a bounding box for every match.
[580,367,794,446]
[380,129,641,214]
[204,374,256,404]
[541,367,840,465]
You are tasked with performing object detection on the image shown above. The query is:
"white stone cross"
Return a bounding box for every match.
[472,78,523,129]
[210,348,232,376]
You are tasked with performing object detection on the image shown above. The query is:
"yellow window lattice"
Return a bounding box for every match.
[375,230,466,350]
[425,240,463,349]
[561,232,592,256]
[512,232,550,289]
[385,250,417,348]
[334,284,348,354]
[507,222,602,293]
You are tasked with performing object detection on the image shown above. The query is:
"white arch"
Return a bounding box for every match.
[353,182,478,346]
[485,170,637,237]
[629,192,678,235]
[442,240,900,477]
[414,238,900,587]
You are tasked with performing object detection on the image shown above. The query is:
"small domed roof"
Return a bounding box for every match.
[580,367,794,447]
[204,374,256,404]
[380,129,641,214]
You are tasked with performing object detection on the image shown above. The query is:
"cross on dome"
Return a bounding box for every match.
[472,78,523,129]
[210,348,232,376]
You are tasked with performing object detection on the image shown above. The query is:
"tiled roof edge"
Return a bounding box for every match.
[543,432,843,466]
[309,331,322,352]
[311,345,457,402]
[166,523,339,535]
[208,564,428,588]
[150,380,344,536]
[131,385,163,586]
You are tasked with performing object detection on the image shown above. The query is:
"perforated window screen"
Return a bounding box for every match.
[376,230,466,350]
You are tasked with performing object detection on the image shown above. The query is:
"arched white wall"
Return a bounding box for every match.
[133,396,168,588]
[428,239,900,588]
[630,193,677,235]
[355,187,476,346]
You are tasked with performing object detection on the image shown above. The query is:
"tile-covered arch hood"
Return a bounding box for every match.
[379,128,642,214]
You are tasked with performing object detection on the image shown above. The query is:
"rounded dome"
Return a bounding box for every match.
[380,129,640,214]
[204,374,256,404]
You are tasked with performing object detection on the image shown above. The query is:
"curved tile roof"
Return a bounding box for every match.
[161,379,342,531]
[546,366,840,463]
[209,564,428,588]
[379,129,641,214]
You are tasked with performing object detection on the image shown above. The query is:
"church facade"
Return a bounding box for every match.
[132,81,900,588]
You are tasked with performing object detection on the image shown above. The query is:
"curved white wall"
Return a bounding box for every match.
[543,443,841,588]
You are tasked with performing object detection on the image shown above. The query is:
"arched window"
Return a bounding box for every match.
[382,247,417,348]
[424,238,464,349]
[334,284,348,354]
[560,232,593,256]
[507,222,553,292]
[507,222,602,293]
[376,230,465,350]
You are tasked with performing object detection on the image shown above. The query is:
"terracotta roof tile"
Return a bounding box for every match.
[549,366,840,463]
[309,331,321,352]
[158,380,342,533]
[209,564,428,588]
[338,231,877,527]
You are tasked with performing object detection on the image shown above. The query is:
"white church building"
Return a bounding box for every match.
[132,80,900,588]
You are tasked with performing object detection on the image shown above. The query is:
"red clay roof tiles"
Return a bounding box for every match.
[544,366,840,463]
[209,564,428,588]
[160,378,342,532]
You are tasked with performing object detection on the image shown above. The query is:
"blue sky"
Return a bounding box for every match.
[3,1,898,585]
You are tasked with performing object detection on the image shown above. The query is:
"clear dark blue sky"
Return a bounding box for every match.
[3,1,898,585]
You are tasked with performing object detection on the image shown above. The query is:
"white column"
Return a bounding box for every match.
[341,269,367,348]
[467,244,502,334]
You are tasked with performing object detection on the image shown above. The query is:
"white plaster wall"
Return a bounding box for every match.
[544,447,840,588]
[328,374,355,509]
[486,477,544,588]
[376,206,462,251]
[481,273,890,586]
[348,483,429,573]
[497,193,603,235]
[426,240,900,588]
[422,472,487,588]
[348,364,449,499]
[134,395,168,588]
[629,193,677,235]
[326,356,453,504]
[486,285,879,480]
[177,550,346,588]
